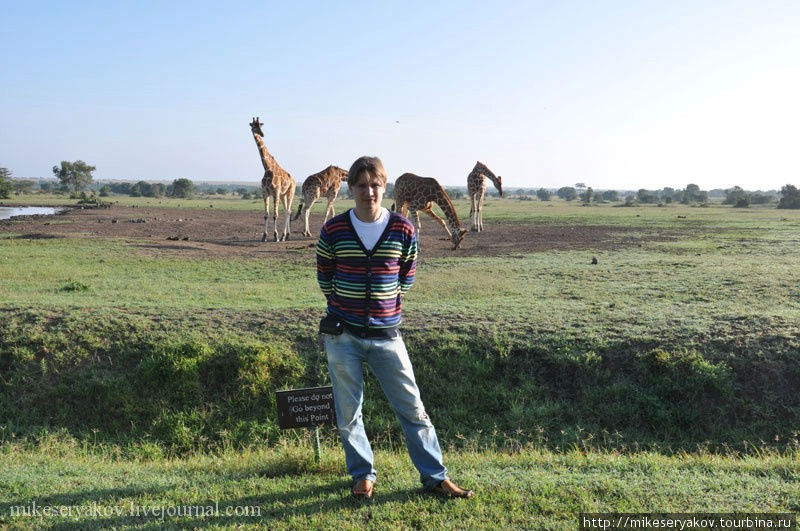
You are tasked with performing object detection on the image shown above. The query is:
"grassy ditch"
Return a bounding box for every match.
[1,308,798,454]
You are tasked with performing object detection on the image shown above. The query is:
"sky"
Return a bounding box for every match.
[2,1,799,191]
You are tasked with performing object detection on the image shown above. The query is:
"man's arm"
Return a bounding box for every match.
[398,228,418,295]
[316,226,336,299]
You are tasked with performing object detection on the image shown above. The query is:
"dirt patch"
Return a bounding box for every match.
[0,205,671,259]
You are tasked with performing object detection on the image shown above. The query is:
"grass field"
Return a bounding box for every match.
[1,438,797,529]
[1,194,799,528]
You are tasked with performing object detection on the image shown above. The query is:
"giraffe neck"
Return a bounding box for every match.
[327,166,348,185]
[472,163,499,193]
[253,133,277,173]
[433,189,462,234]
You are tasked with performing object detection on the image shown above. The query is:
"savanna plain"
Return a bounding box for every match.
[0,194,798,529]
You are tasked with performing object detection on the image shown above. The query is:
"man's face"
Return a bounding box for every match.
[353,172,385,211]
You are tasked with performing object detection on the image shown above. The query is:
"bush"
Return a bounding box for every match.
[778,184,800,209]
[60,280,90,292]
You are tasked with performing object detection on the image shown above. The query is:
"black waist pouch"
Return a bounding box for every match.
[319,314,344,335]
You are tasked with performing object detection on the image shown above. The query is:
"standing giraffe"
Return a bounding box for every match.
[392,173,467,250]
[292,165,348,237]
[249,117,296,242]
[467,161,503,232]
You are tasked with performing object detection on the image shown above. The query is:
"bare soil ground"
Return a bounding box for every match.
[1,205,667,260]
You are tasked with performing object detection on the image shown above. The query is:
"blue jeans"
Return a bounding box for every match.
[325,330,448,489]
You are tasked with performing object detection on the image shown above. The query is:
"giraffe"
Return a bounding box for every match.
[467,161,503,232]
[249,117,296,242]
[392,173,467,250]
[292,165,349,237]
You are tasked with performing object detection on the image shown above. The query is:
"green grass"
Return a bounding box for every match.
[0,436,797,530]
[2,199,800,528]
[0,236,319,309]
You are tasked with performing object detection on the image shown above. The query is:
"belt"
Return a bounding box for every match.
[343,323,400,339]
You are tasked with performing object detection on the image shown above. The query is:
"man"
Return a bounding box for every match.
[316,155,474,500]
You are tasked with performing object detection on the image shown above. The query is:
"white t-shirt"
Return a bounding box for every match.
[350,208,390,252]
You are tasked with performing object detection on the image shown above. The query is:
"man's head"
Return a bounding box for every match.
[347,156,387,189]
[348,156,387,220]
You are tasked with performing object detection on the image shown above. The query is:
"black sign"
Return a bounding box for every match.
[275,386,336,429]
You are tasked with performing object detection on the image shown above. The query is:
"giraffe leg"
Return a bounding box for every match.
[469,194,478,232]
[282,192,293,241]
[423,207,452,238]
[302,191,321,237]
[302,206,312,237]
[323,189,337,224]
[262,196,270,242]
[272,191,280,241]
[323,200,334,223]
[410,209,421,236]
[477,192,485,232]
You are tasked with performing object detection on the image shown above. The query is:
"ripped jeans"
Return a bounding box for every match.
[325,330,448,489]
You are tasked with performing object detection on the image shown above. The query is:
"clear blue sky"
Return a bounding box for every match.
[2,1,798,190]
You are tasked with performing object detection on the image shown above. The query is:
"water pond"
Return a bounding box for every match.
[0,206,60,220]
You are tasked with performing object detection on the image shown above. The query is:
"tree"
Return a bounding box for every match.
[777,184,800,209]
[169,178,195,198]
[446,188,464,200]
[724,186,749,206]
[130,181,152,197]
[13,179,37,195]
[601,190,619,202]
[0,167,12,199]
[682,183,708,204]
[557,186,577,201]
[52,160,96,192]
[536,188,552,201]
[637,189,659,204]
[99,185,112,197]
[750,192,775,205]
[40,180,57,193]
[581,187,594,204]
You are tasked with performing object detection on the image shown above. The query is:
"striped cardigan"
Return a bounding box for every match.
[316,210,418,338]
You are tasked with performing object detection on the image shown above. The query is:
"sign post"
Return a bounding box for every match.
[275,385,336,463]
[276,326,336,463]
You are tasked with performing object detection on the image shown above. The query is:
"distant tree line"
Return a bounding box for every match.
[4,161,800,209]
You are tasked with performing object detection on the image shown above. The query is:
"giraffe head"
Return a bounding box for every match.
[476,161,503,197]
[451,228,467,250]
[249,117,264,137]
